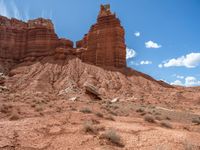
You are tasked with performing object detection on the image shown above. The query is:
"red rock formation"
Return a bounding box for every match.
[0,16,73,61]
[0,4,126,68]
[77,4,126,68]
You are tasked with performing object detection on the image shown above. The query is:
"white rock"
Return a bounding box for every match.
[69,97,78,101]
[111,97,119,103]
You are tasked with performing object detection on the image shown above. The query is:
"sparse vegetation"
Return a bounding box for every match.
[80,107,92,113]
[83,121,97,134]
[155,116,162,121]
[31,104,36,108]
[9,113,20,121]
[105,115,115,121]
[95,112,104,118]
[192,118,200,125]
[35,106,43,112]
[136,108,144,113]
[0,104,11,114]
[101,129,124,147]
[165,116,171,120]
[160,121,173,129]
[144,115,155,123]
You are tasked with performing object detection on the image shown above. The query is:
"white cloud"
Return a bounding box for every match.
[0,0,10,17]
[129,61,139,66]
[171,80,183,86]
[176,75,184,79]
[185,76,200,86]
[145,41,162,49]
[126,48,136,59]
[158,64,163,68]
[134,32,140,37]
[160,53,200,68]
[140,60,152,65]
[171,76,200,87]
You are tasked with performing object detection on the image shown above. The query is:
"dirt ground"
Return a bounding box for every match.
[0,57,200,150]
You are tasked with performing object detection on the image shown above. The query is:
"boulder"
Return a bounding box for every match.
[84,83,102,100]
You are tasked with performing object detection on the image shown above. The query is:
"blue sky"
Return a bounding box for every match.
[1,0,200,86]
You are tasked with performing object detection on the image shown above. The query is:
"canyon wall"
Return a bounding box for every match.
[0,16,73,61]
[0,4,126,68]
[77,4,126,68]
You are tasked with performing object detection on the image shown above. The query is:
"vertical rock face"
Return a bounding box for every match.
[77,4,126,68]
[0,16,73,61]
[0,4,126,69]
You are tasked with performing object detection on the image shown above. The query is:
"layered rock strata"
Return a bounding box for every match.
[0,4,126,68]
[0,16,73,61]
[77,4,126,68]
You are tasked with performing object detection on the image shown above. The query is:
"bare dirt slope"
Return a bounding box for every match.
[0,56,200,150]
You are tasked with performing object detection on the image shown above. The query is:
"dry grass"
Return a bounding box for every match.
[144,115,155,123]
[105,115,115,121]
[160,121,173,129]
[9,113,20,121]
[101,129,124,147]
[95,112,104,118]
[80,107,92,114]
[136,108,145,113]
[0,104,11,114]
[35,106,43,112]
[83,121,97,134]
[192,118,200,125]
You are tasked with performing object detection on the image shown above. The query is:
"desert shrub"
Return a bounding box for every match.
[31,104,36,108]
[56,107,62,112]
[109,110,118,116]
[140,112,146,116]
[9,113,20,121]
[35,106,43,112]
[192,118,200,125]
[160,121,173,129]
[95,112,104,118]
[83,121,97,134]
[102,129,124,147]
[0,104,11,114]
[155,116,162,121]
[80,107,92,113]
[105,115,115,121]
[71,108,77,111]
[136,108,144,113]
[144,115,155,123]
[165,116,171,120]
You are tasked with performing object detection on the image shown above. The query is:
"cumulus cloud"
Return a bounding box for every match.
[145,41,162,49]
[140,60,152,65]
[134,32,140,37]
[158,64,163,68]
[159,53,200,68]
[171,76,200,87]
[185,76,200,86]
[0,0,10,17]
[126,48,136,59]
[171,80,183,86]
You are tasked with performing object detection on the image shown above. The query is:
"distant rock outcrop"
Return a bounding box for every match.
[77,4,126,68]
[0,4,126,70]
[0,16,73,62]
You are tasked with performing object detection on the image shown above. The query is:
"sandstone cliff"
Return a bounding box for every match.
[0,5,126,70]
[0,16,73,62]
[77,5,126,68]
